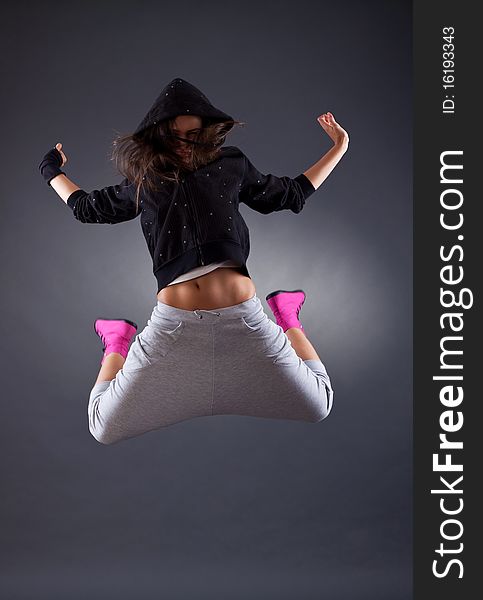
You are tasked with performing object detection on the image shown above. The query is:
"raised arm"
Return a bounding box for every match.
[50,172,81,204]
[63,179,141,224]
[39,143,141,224]
[302,112,349,189]
[238,112,349,215]
[238,150,317,215]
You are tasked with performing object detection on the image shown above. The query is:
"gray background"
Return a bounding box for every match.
[1,0,412,598]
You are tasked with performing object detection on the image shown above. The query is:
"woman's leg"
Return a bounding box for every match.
[87,309,214,445]
[93,318,138,384]
[95,353,125,385]
[285,328,321,361]
[213,297,334,423]
[266,289,322,361]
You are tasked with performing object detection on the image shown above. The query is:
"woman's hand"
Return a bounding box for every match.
[302,113,349,189]
[55,142,68,167]
[317,112,349,148]
[38,142,67,186]
[38,141,80,201]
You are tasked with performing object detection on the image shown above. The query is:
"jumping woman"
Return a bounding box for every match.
[38,77,349,445]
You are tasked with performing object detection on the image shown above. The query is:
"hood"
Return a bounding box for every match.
[133,77,235,137]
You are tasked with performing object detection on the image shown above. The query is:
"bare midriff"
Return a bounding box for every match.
[156,267,256,310]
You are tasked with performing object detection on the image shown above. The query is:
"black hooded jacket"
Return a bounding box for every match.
[66,77,317,293]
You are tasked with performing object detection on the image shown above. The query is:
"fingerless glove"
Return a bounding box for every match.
[38,147,66,185]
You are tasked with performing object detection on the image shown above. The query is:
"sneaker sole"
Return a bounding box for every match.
[265,289,306,304]
[93,318,138,335]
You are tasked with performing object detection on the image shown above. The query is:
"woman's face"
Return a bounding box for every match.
[171,115,203,161]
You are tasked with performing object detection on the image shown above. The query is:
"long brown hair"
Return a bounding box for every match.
[109,117,246,214]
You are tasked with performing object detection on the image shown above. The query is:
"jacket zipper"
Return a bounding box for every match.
[184,177,205,266]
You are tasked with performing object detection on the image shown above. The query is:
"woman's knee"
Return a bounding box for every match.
[87,389,124,445]
[307,381,334,423]
[89,423,124,445]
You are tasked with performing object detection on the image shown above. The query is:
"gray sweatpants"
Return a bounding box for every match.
[88,293,334,445]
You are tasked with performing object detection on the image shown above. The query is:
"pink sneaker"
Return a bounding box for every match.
[94,318,138,365]
[265,289,306,335]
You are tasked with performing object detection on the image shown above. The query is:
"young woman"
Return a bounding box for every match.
[39,77,349,445]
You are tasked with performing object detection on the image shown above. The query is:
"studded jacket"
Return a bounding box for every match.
[65,78,317,293]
